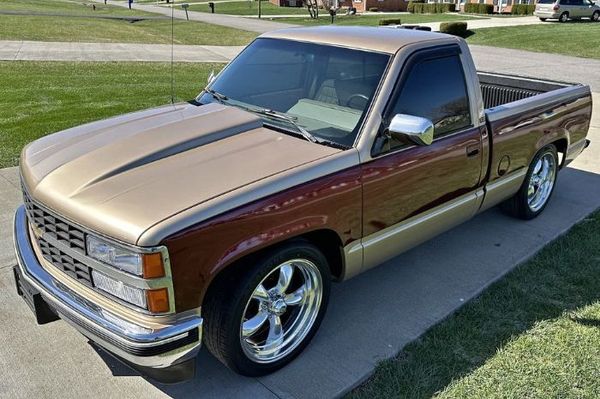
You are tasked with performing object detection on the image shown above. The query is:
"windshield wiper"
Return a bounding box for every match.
[205,88,230,105]
[202,92,347,149]
[251,108,318,144]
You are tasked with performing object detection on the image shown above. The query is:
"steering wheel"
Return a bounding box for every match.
[345,93,370,109]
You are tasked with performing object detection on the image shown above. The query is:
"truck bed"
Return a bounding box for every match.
[478,72,576,109]
[478,70,592,188]
[479,72,591,129]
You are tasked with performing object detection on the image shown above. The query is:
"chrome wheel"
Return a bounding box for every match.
[527,152,556,212]
[593,12,600,21]
[240,259,323,363]
[560,12,568,22]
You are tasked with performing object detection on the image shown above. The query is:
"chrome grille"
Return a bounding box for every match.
[37,237,93,287]
[23,190,93,287]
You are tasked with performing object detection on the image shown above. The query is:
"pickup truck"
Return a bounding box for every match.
[13,26,592,382]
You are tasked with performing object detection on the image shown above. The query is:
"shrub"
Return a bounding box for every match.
[408,0,425,12]
[439,21,468,37]
[368,7,379,11]
[512,4,535,14]
[512,4,525,14]
[479,3,493,14]
[463,3,475,13]
[514,4,536,14]
[379,18,402,25]
[464,2,492,14]
[409,2,455,13]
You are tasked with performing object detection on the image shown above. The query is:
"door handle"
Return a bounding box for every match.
[466,145,480,157]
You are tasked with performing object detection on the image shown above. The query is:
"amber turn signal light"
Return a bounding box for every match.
[142,253,165,279]
[147,288,170,313]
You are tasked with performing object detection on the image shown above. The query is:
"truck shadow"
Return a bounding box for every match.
[98,166,600,399]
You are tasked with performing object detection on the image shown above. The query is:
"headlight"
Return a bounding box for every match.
[86,235,165,278]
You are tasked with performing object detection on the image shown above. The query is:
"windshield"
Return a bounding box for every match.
[197,38,390,148]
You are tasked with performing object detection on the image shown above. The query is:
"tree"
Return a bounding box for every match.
[304,0,319,19]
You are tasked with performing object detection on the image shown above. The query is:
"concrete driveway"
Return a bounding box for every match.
[1,71,599,399]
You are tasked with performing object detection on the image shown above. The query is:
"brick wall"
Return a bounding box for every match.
[269,0,304,7]
[341,0,408,12]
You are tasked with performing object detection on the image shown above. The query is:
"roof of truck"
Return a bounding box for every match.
[259,26,451,54]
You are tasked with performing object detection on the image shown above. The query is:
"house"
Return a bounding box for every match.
[269,0,304,7]
[442,0,536,13]
[339,0,408,12]
[269,0,409,11]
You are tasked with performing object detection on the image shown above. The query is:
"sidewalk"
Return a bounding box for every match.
[0,40,243,62]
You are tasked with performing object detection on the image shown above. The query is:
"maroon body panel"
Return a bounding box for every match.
[163,167,363,311]
[362,126,484,236]
[486,95,592,183]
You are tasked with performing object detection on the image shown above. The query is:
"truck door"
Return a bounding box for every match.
[360,45,485,270]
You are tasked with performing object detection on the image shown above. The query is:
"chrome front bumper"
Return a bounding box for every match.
[12,205,203,383]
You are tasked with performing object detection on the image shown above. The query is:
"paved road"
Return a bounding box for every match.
[1,51,599,398]
[0,40,243,62]
[98,0,297,33]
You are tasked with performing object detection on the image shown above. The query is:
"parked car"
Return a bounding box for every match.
[13,26,592,382]
[535,0,600,22]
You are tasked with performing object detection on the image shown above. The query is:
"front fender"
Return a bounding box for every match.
[162,166,363,312]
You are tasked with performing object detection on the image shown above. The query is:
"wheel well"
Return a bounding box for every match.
[299,229,345,281]
[203,229,345,305]
[551,138,568,167]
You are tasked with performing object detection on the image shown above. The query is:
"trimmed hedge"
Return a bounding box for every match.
[407,0,424,13]
[409,2,456,13]
[464,2,493,14]
[379,18,402,25]
[511,4,536,15]
[439,21,468,37]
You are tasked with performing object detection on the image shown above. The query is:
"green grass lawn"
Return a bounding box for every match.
[0,0,155,16]
[0,61,224,168]
[467,22,600,60]
[188,0,309,16]
[0,0,257,45]
[0,14,257,45]
[350,211,600,398]
[275,13,482,26]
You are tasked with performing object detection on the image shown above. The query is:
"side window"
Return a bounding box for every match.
[385,54,472,151]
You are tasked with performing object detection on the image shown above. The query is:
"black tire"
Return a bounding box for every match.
[592,11,600,21]
[501,144,558,220]
[202,241,331,376]
[559,12,569,22]
[539,17,547,21]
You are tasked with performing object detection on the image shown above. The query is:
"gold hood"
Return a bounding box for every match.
[20,103,341,245]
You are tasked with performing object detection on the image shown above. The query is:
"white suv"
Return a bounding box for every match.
[535,0,600,22]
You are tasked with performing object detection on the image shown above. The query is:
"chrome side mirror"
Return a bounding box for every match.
[207,70,216,85]
[388,114,434,146]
